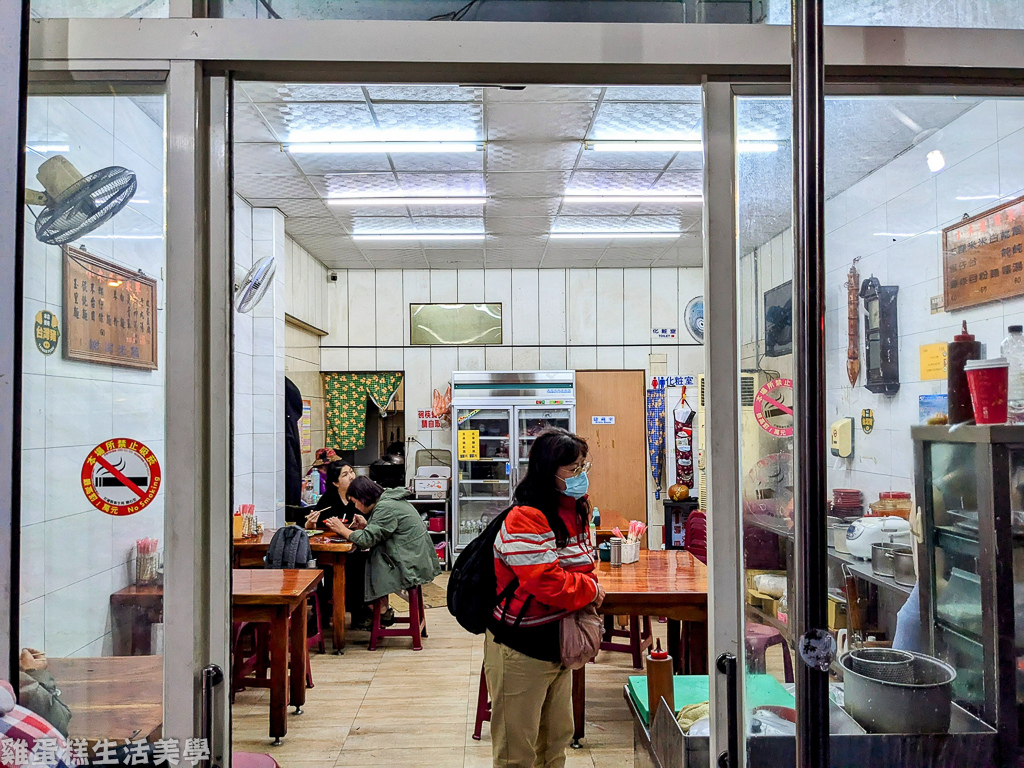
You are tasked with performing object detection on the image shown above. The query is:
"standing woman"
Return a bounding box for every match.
[484,428,605,768]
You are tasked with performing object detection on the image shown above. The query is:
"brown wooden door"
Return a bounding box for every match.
[576,370,647,535]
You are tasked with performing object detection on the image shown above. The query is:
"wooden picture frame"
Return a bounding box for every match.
[63,245,159,370]
[942,195,1024,312]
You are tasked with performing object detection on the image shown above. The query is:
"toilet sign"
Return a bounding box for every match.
[81,438,162,516]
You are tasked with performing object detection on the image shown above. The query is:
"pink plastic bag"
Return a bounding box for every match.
[560,604,603,670]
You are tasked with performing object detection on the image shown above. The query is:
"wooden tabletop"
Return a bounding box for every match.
[48,656,162,745]
[232,568,323,606]
[233,528,354,554]
[595,549,707,614]
[109,584,164,606]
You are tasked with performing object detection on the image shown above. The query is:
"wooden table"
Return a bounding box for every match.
[233,530,354,651]
[572,549,708,746]
[233,568,322,743]
[110,585,164,656]
[48,656,162,747]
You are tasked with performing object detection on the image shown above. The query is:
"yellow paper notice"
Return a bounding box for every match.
[919,342,948,381]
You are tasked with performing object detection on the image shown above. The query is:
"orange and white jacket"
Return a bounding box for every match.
[491,496,598,628]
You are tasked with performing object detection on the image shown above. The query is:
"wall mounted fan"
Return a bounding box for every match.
[24,155,137,245]
[684,296,704,343]
[234,256,277,313]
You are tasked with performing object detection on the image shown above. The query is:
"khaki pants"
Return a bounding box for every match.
[483,630,574,768]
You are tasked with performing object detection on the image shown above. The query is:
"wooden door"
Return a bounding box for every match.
[576,370,647,535]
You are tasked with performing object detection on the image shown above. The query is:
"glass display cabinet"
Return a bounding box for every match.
[913,424,1024,761]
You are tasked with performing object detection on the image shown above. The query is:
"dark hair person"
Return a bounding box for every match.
[323,475,441,610]
[483,427,605,768]
[304,461,356,529]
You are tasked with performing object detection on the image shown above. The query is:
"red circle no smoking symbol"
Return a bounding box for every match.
[81,438,162,516]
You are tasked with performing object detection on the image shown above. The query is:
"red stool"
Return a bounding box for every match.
[600,615,653,669]
[232,754,280,768]
[473,663,490,740]
[745,623,794,683]
[308,592,326,655]
[368,585,427,651]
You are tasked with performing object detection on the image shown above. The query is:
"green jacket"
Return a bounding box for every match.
[348,487,442,602]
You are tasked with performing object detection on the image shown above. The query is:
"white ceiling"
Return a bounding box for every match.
[233,83,706,270]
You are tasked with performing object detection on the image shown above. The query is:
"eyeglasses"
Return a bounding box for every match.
[563,460,592,478]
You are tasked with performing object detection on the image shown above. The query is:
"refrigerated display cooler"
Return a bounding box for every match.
[451,370,576,553]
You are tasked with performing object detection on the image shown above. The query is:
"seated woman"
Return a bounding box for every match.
[324,476,441,625]
[304,461,356,529]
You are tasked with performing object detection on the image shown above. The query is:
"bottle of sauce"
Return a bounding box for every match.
[948,321,982,424]
[646,639,675,723]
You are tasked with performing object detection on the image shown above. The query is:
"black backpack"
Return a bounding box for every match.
[265,524,313,569]
[448,507,535,635]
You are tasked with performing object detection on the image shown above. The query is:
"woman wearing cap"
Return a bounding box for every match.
[306,448,342,496]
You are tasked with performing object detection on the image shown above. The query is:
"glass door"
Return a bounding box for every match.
[513,407,573,482]
[454,407,512,550]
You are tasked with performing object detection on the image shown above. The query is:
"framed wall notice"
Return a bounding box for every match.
[943,195,1024,311]
[63,245,158,370]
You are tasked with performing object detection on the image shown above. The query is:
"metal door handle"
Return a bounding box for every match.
[201,664,224,768]
[716,652,738,768]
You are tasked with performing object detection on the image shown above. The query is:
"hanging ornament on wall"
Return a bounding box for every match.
[846,257,861,386]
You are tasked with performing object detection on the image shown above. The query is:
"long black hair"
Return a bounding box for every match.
[348,476,385,507]
[513,427,590,547]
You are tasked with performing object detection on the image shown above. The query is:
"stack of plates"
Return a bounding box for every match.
[832,488,863,517]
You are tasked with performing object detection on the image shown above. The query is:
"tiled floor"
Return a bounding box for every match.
[231,605,651,768]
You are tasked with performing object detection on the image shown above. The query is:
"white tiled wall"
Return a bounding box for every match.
[742,99,1024,506]
[285,238,329,333]
[233,200,287,528]
[20,94,165,657]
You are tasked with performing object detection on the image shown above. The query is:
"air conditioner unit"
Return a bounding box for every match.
[696,371,781,511]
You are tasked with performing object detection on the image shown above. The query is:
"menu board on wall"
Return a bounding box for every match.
[301,399,312,453]
[943,195,1024,311]
[63,245,158,370]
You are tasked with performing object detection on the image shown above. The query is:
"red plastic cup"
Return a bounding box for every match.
[964,358,1009,424]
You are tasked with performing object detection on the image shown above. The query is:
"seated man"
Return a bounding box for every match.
[0,676,79,768]
[323,477,441,623]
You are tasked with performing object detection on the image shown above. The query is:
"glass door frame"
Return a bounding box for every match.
[15,12,1024,767]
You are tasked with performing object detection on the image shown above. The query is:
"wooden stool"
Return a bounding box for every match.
[473,663,490,740]
[600,615,653,669]
[368,585,427,651]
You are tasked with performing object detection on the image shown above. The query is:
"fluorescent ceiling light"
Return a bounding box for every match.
[583,140,778,153]
[81,234,164,240]
[550,232,680,240]
[956,194,1000,201]
[563,194,702,204]
[352,233,485,241]
[329,196,487,206]
[26,144,70,153]
[287,141,482,154]
[586,140,702,153]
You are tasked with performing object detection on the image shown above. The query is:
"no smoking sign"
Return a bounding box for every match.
[81,438,162,516]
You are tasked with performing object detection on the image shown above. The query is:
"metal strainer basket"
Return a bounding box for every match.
[847,648,915,684]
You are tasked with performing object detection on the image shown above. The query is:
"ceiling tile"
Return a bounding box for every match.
[262,102,376,142]
[485,217,552,236]
[487,198,561,217]
[590,102,702,140]
[487,142,579,172]
[552,215,631,233]
[372,102,483,138]
[633,202,704,217]
[487,172,570,197]
[541,252,603,269]
[308,173,398,198]
[483,86,602,104]
[423,249,486,267]
[367,85,481,103]
[667,153,704,172]
[396,172,486,195]
[240,83,365,103]
[576,151,676,171]
[390,152,484,173]
[235,173,318,199]
[603,86,702,102]
[233,142,296,175]
[365,251,430,269]
[246,198,331,218]
[650,171,703,195]
[290,152,392,174]
[233,103,277,143]
[284,217,343,237]
[568,170,661,194]
[486,102,595,141]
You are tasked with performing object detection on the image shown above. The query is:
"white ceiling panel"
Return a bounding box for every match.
[290,152,392,174]
[245,198,332,218]
[568,170,662,194]
[557,200,639,216]
[483,86,602,104]
[485,234,548,252]
[667,153,705,172]
[408,216,485,232]
[487,198,561,217]
[389,152,484,173]
[240,82,365,104]
[604,86,701,102]
[233,142,297,175]
[233,103,278,143]
[396,172,487,195]
[309,173,398,197]
[372,102,483,137]
[235,172,319,199]
[600,242,676,261]
[365,250,430,268]
[284,217,343,236]
[633,202,703,217]
[423,249,487,266]
[487,142,580,172]
[486,102,596,141]
[541,253,603,269]
[366,85,481,103]
[590,102,702,140]
[650,172,703,195]
[263,102,376,141]
[551,215,631,233]
[487,172,572,197]
[576,151,679,171]
[486,216,554,235]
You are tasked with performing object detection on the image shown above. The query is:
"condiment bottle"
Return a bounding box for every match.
[948,321,982,424]
[646,639,675,722]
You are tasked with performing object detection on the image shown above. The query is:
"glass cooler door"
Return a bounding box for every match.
[454,407,512,551]
[514,407,572,482]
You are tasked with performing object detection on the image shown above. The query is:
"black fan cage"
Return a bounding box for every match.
[34,166,138,245]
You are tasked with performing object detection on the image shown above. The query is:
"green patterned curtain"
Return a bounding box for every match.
[323,372,405,450]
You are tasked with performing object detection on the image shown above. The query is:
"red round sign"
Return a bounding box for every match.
[753,378,795,438]
[81,438,162,516]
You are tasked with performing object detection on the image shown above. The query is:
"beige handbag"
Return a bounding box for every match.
[559,603,603,669]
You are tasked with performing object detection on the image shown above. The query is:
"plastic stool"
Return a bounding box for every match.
[368,585,427,651]
[600,615,653,669]
[745,623,793,683]
[308,592,326,655]
[473,663,490,740]
[233,754,280,768]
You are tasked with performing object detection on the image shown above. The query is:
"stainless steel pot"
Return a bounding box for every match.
[831,523,850,553]
[893,549,916,586]
[839,650,955,734]
[871,543,911,577]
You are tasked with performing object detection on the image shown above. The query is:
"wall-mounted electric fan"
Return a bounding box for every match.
[684,296,704,343]
[234,256,277,313]
[24,155,137,245]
